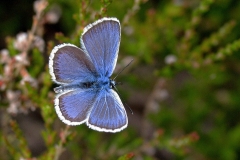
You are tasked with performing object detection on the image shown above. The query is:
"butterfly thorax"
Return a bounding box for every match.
[86,78,116,90]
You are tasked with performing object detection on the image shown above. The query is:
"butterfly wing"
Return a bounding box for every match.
[49,43,97,84]
[81,17,120,77]
[55,89,98,125]
[87,89,128,132]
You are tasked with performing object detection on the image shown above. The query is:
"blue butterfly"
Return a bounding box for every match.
[49,17,128,132]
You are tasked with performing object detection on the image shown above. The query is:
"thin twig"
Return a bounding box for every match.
[54,125,71,160]
[122,0,144,26]
[24,0,48,54]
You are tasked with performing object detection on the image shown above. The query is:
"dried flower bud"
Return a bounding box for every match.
[0,49,10,64]
[14,32,28,52]
[6,90,21,115]
[20,74,38,88]
[4,63,13,78]
[33,36,45,52]
[45,4,62,24]
[15,52,29,65]
[165,54,177,65]
[123,26,134,36]
[34,0,48,15]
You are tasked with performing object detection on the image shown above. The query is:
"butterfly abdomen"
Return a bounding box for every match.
[53,82,96,93]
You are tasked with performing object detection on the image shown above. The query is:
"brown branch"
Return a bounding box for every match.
[54,125,71,160]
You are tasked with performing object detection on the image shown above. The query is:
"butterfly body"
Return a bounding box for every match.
[49,18,128,133]
[54,77,115,92]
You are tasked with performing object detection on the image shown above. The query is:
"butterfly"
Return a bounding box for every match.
[49,17,128,133]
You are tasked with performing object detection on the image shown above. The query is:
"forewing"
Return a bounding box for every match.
[87,89,128,132]
[55,89,98,125]
[49,43,97,84]
[81,18,120,77]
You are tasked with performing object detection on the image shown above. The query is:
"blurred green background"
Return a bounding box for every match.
[1,0,240,159]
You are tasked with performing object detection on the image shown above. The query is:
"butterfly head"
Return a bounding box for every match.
[110,79,116,89]
[110,79,123,89]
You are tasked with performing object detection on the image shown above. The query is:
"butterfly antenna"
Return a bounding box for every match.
[113,86,133,114]
[125,102,133,115]
[113,59,134,80]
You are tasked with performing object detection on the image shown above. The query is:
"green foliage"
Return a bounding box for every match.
[1,0,240,159]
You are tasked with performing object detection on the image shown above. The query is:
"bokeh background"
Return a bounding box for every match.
[1,0,240,159]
